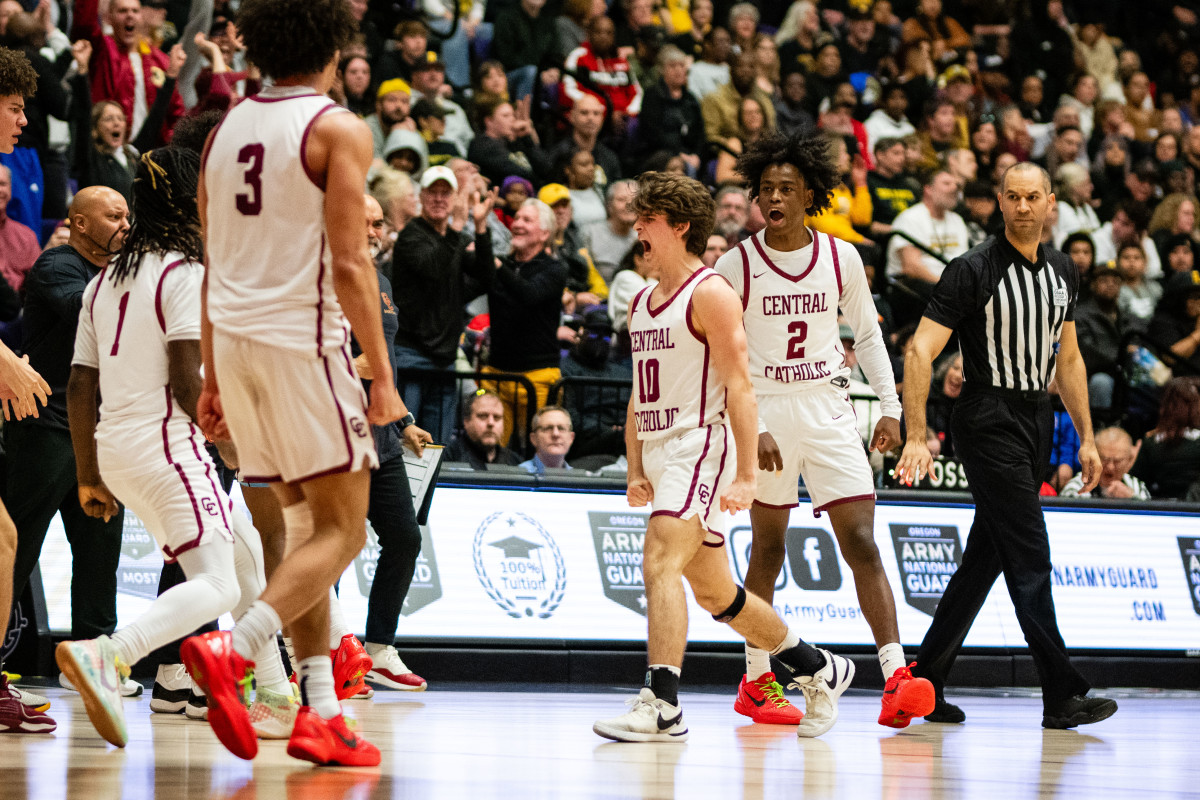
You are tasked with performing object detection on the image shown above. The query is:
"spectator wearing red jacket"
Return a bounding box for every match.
[561,15,642,129]
[72,0,183,147]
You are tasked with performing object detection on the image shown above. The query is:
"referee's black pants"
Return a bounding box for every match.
[913,392,1090,707]
[5,421,123,640]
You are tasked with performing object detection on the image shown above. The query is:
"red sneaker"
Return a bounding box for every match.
[733,672,805,725]
[181,631,258,759]
[330,635,372,701]
[286,706,381,766]
[0,675,56,734]
[878,663,936,729]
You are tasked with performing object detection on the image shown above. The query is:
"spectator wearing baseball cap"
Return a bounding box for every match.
[411,97,460,168]
[390,164,497,444]
[410,53,474,157]
[1074,261,1138,409]
[538,182,607,307]
[367,78,414,160]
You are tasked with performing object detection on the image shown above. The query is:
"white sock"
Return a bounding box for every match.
[365,641,391,656]
[768,628,801,656]
[744,645,771,681]
[297,656,341,719]
[231,601,282,662]
[878,642,907,680]
[327,586,353,649]
[251,639,291,694]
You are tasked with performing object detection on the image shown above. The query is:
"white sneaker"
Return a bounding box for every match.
[593,688,689,743]
[185,686,208,720]
[60,669,144,697]
[150,664,192,714]
[365,644,426,691]
[7,684,49,712]
[788,649,855,738]
[249,684,299,739]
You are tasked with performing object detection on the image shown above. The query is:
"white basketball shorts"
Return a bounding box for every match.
[642,423,734,546]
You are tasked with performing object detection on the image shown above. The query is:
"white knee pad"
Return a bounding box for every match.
[282,501,315,558]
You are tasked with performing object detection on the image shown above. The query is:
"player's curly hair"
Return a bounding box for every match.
[109,147,202,284]
[735,131,840,216]
[236,0,356,81]
[0,46,37,98]
[630,172,715,257]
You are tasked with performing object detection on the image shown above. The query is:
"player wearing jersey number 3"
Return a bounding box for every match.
[715,132,935,732]
[593,173,855,744]
[185,0,403,766]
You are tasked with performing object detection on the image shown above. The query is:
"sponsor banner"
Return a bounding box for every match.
[36,487,1200,650]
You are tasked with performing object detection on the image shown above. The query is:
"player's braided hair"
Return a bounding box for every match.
[734,130,840,217]
[237,0,357,81]
[0,46,37,98]
[109,147,202,284]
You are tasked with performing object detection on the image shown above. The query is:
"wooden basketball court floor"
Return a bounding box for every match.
[0,683,1195,800]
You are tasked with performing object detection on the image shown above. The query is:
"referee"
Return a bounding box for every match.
[896,162,1118,730]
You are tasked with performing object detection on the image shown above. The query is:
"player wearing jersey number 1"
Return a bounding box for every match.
[593,173,855,744]
[185,0,402,766]
[715,132,934,731]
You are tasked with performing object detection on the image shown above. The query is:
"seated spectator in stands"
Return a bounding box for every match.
[773,71,816,139]
[895,40,937,126]
[727,2,759,57]
[1149,193,1200,264]
[383,127,429,178]
[468,95,548,188]
[75,100,138,201]
[1131,377,1200,499]
[376,20,431,86]
[1094,200,1162,281]
[495,175,533,229]
[914,96,964,174]
[687,26,732,100]
[370,167,419,249]
[900,0,970,66]
[1149,269,1200,376]
[1162,233,1196,277]
[482,200,569,444]
[560,146,608,229]
[0,164,40,294]
[971,118,1000,181]
[562,15,642,131]
[818,83,872,168]
[1061,231,1096,285]
[559,309,629,458]
[803,42,845,117]
[1075,262,1137,410]
[702,50,775,145]
[636,46,704,174]
[411,99,460,168]
[1061,427,1150,499]
[945,147,977,185]
[72,0,183,145]
[1052,163,1101,247]
[584,179,639,282]
[557,0,602,56]
[715,95,774,186]
[608,240,658,334]
[550,92,621,190]
[1121,71,1160,143]
[885,169,969,316]
[520,406,575,475]
[445,391,523,469]
[960,179,1000,248]
[776,0,821,77]
[926,352,963,458]
[367,79,414,160]
[669,0,712,61]
[713,184,752,243]
[538,183,607,306]
[1017,74,1053,126]
[805,133,872,245]
[701,233,728,269]
[865,83,916,154]
[1117,242,1162,326]
[411,55,474,157]
[338,55,374,117]
[867,137,918,236]
[493,0,560,101]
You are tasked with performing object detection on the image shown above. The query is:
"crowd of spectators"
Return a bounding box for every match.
[2,0,1200,500]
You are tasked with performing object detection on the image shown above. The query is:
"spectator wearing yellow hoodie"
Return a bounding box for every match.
[806,133,874,245]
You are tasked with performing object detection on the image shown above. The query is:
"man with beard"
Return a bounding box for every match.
[701,51,775,145]
[713,184,752,243]
[367,78,414,160]
[445,390,522,468]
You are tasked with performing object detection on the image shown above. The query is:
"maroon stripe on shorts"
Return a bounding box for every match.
[160,386,205,561]
[187,423,233,535]
[314,233,327,359]
[702,424,729,522]
[324,353,355,471]
[679,424,713,515]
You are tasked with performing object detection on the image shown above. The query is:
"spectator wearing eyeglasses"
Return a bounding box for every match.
[520,406,575,475]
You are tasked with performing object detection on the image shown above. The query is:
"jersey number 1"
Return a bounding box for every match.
[637,358,660,404]
[236,144,265,216]
[110,291,130,356]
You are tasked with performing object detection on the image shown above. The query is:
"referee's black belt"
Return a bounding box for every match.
[961,384,1048,402]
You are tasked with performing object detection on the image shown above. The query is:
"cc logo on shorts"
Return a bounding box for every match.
[349,417,368,437]
[201,498,220,517]
[697,485,711,505]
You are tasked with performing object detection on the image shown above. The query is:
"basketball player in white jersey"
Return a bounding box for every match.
[593,172,855,743]
[55,147,297,749]
[715,131,935,731]
[183,0,402,766]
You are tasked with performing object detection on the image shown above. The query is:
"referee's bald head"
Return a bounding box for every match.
[1000,162,1052,195]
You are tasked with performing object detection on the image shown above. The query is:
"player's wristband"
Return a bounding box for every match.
[398,413,415,430]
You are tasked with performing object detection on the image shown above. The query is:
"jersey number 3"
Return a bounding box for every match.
[236,144,265,216]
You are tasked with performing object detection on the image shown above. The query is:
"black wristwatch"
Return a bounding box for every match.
[398,413,415,430]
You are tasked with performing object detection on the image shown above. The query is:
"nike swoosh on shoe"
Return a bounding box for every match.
[657,712,683,730]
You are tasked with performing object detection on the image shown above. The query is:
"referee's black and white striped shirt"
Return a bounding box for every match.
[924,235,1078,393]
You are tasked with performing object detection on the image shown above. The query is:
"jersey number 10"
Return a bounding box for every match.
[637,358,660,404]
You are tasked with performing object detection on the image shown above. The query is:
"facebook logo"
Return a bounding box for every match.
[785,528,842,591]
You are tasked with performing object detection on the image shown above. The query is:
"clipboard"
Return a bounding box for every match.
[402,444,444,526]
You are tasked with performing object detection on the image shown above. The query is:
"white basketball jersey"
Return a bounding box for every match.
[716,230,851,395]
[73,253,202,432]
[203,86,350,356]
[627,267,726,440]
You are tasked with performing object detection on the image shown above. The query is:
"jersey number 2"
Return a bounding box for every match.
[786,320,808,359]
[637,358,660,403]
[236,144,265,216]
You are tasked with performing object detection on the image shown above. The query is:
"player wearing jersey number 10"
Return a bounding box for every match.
[593,172,855,744]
